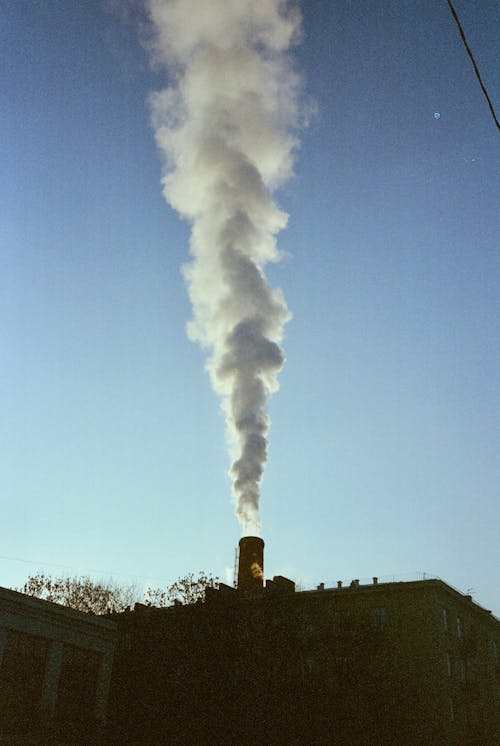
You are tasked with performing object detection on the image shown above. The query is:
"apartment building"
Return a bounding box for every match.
[107,574,499,744]
[0,586,117,744]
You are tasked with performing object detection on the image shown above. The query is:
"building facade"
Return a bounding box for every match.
[107,577,499,745]
[0,586,117,744]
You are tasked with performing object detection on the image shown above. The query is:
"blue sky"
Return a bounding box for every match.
[2,1,499,613]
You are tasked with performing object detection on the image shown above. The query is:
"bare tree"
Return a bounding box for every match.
[144,572,218,607]
[17,572,139,614]
[16,570,218,613]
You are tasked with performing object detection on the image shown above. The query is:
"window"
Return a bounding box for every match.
[442,608,448,630]
[490,640,498,672]
[302,655,314,676]
[446,653,452,676]
[370,607,387,629]
[332,610,352,633]
[56,645,101,724]
[456,616,463,639]
[459,659,466,681]
[0,630,48,729]
[296,611,315,640]
[0,628,7,668]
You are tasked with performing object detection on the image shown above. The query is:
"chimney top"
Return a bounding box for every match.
[237,536,264,593]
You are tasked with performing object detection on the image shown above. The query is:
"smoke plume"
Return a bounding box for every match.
[146,0,301,534]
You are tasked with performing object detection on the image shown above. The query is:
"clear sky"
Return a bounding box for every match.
[2,1,499,613]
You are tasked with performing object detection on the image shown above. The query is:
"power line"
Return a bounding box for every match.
[445,0,500,132]
[0,553,172,586]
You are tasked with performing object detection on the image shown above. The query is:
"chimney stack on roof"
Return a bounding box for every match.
[237,536,264,593]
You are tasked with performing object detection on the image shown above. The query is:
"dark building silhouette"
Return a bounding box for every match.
[107,574,499,745]
[0,586,117,744]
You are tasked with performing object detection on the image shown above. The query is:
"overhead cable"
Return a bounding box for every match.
[446,0,500,132]
[0,553,171,585]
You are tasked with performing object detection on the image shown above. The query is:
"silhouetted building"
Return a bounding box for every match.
[107,576,499,745]
[0,586,117,744]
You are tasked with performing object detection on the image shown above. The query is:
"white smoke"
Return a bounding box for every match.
[146,0,301,534]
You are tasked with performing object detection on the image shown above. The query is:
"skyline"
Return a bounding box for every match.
[2,1,499,613]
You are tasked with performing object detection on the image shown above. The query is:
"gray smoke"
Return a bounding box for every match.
[146,0,301,534]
